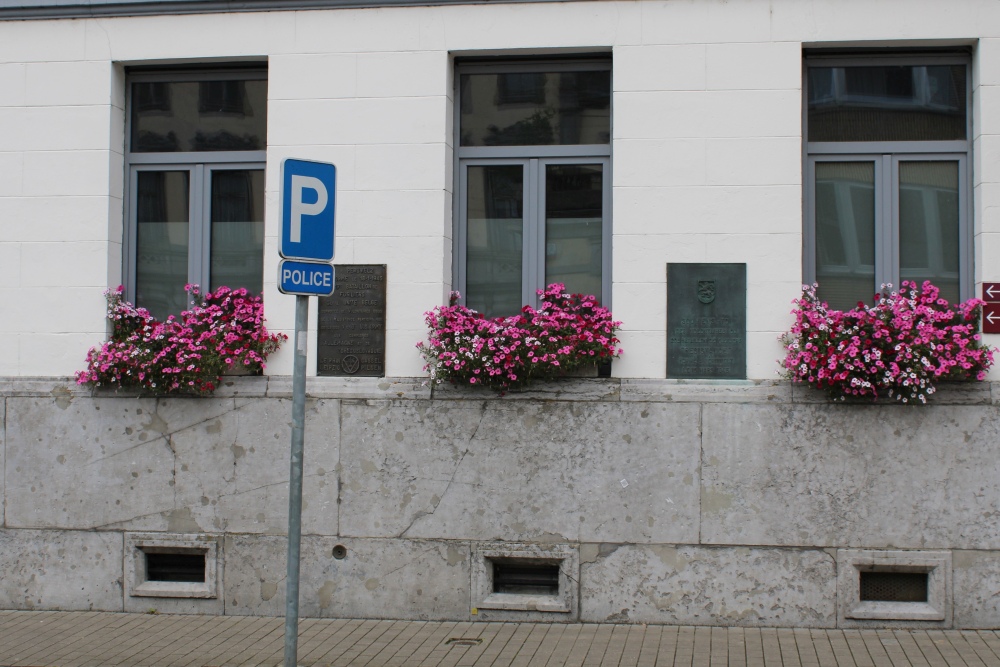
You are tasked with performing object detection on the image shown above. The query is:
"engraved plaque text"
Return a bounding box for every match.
[667,263,746,379]
[317,264,386,377]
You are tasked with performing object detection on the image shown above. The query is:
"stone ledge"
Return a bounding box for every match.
[620,379,791,403]
[265,376,431,400]
[429,378,620,401]
[0,377,96,398]
[1,376,998,405]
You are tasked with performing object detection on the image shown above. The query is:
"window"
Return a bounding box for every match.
[455,60,611,318]
[804,53,971,311]
[125,68,267,320]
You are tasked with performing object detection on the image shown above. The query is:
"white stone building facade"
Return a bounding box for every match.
[1,0,1000,628]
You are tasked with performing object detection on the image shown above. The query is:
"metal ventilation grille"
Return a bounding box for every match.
[860,571,928,602]
[492,562,560,595]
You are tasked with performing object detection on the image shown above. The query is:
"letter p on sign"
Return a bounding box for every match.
[290,175,328,243]
[281,159,336,262]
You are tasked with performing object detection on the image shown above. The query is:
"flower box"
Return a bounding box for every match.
[77,285,285,396]
[418,283,621,394]
[780,281,994,404]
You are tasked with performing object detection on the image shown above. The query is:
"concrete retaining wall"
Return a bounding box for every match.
[2,376,999,627]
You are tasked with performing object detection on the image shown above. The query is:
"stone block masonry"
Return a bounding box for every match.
[2,376,1000,627]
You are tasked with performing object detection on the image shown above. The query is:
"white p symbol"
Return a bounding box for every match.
[290,175,328,243]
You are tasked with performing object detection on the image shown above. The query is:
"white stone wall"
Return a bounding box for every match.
[0,0,999,379]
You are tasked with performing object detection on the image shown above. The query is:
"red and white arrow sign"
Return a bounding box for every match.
[985,304,1000,334]
[984,283,1000,303]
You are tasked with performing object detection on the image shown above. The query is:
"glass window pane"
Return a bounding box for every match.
[210,169,265,294]
[135,171,189,320]
[808,64,966,142]
[815,162,876,310]
[466,165,524,318]
[545,164,603,303]
[460,70,610,147]
[131,78,267,153]
[899,161,960,303]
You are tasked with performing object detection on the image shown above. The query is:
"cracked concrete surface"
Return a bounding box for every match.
[4,397,339,535]
[700,404,1000,550]
[0,528,123,611]
[4,382,1000,626]
[580,544,837,626]
[338,400,701,543]
[224,535,469,619]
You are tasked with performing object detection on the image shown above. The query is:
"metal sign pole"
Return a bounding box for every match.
[284,294,309,667]
[278,158,336,667]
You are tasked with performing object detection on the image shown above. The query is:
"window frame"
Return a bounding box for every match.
[123,67,267,310]
[802,52,973,303]
[453,58,613,313]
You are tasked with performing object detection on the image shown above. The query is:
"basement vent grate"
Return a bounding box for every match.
[492,561,560,596]
[860,571,928,602]
[146,552,207,583]
[474,544,578,614]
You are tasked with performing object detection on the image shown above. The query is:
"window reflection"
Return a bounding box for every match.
[545,164,603,302]
[814,162,876,310]
[466,165,524,318]
[199,81,246,115]
[899,161,960,303]
[210,170,265,295]
[460,70,611,147]
[808,65,966,142]
[133,82,171,113]
[497,73,547,105]
[131,79,266,152]
[135,171,190,320]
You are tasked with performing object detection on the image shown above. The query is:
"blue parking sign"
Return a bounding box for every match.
[280,159,336,262]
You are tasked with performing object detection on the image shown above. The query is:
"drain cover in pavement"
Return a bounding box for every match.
[446,638,483,646]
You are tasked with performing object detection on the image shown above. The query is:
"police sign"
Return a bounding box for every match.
[279,158,336,297]
[280,159,336,262]
[278,259,335,297]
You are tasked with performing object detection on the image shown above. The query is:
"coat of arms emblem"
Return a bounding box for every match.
[697,280,716,304]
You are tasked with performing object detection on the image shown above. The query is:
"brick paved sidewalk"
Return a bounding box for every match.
[3,611,1000,667]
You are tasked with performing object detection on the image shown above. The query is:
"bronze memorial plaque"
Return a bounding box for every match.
[317,264,387,377]
[667,263,746,379]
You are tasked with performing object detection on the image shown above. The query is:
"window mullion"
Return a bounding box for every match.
[803,158,817,286]
[601,156,612,309]
[456,161,470,305]
[525,159,541,308]
[190,164,208,298]
[882,154,897,293]
[959,154,971,301]
[125,167,139,305]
